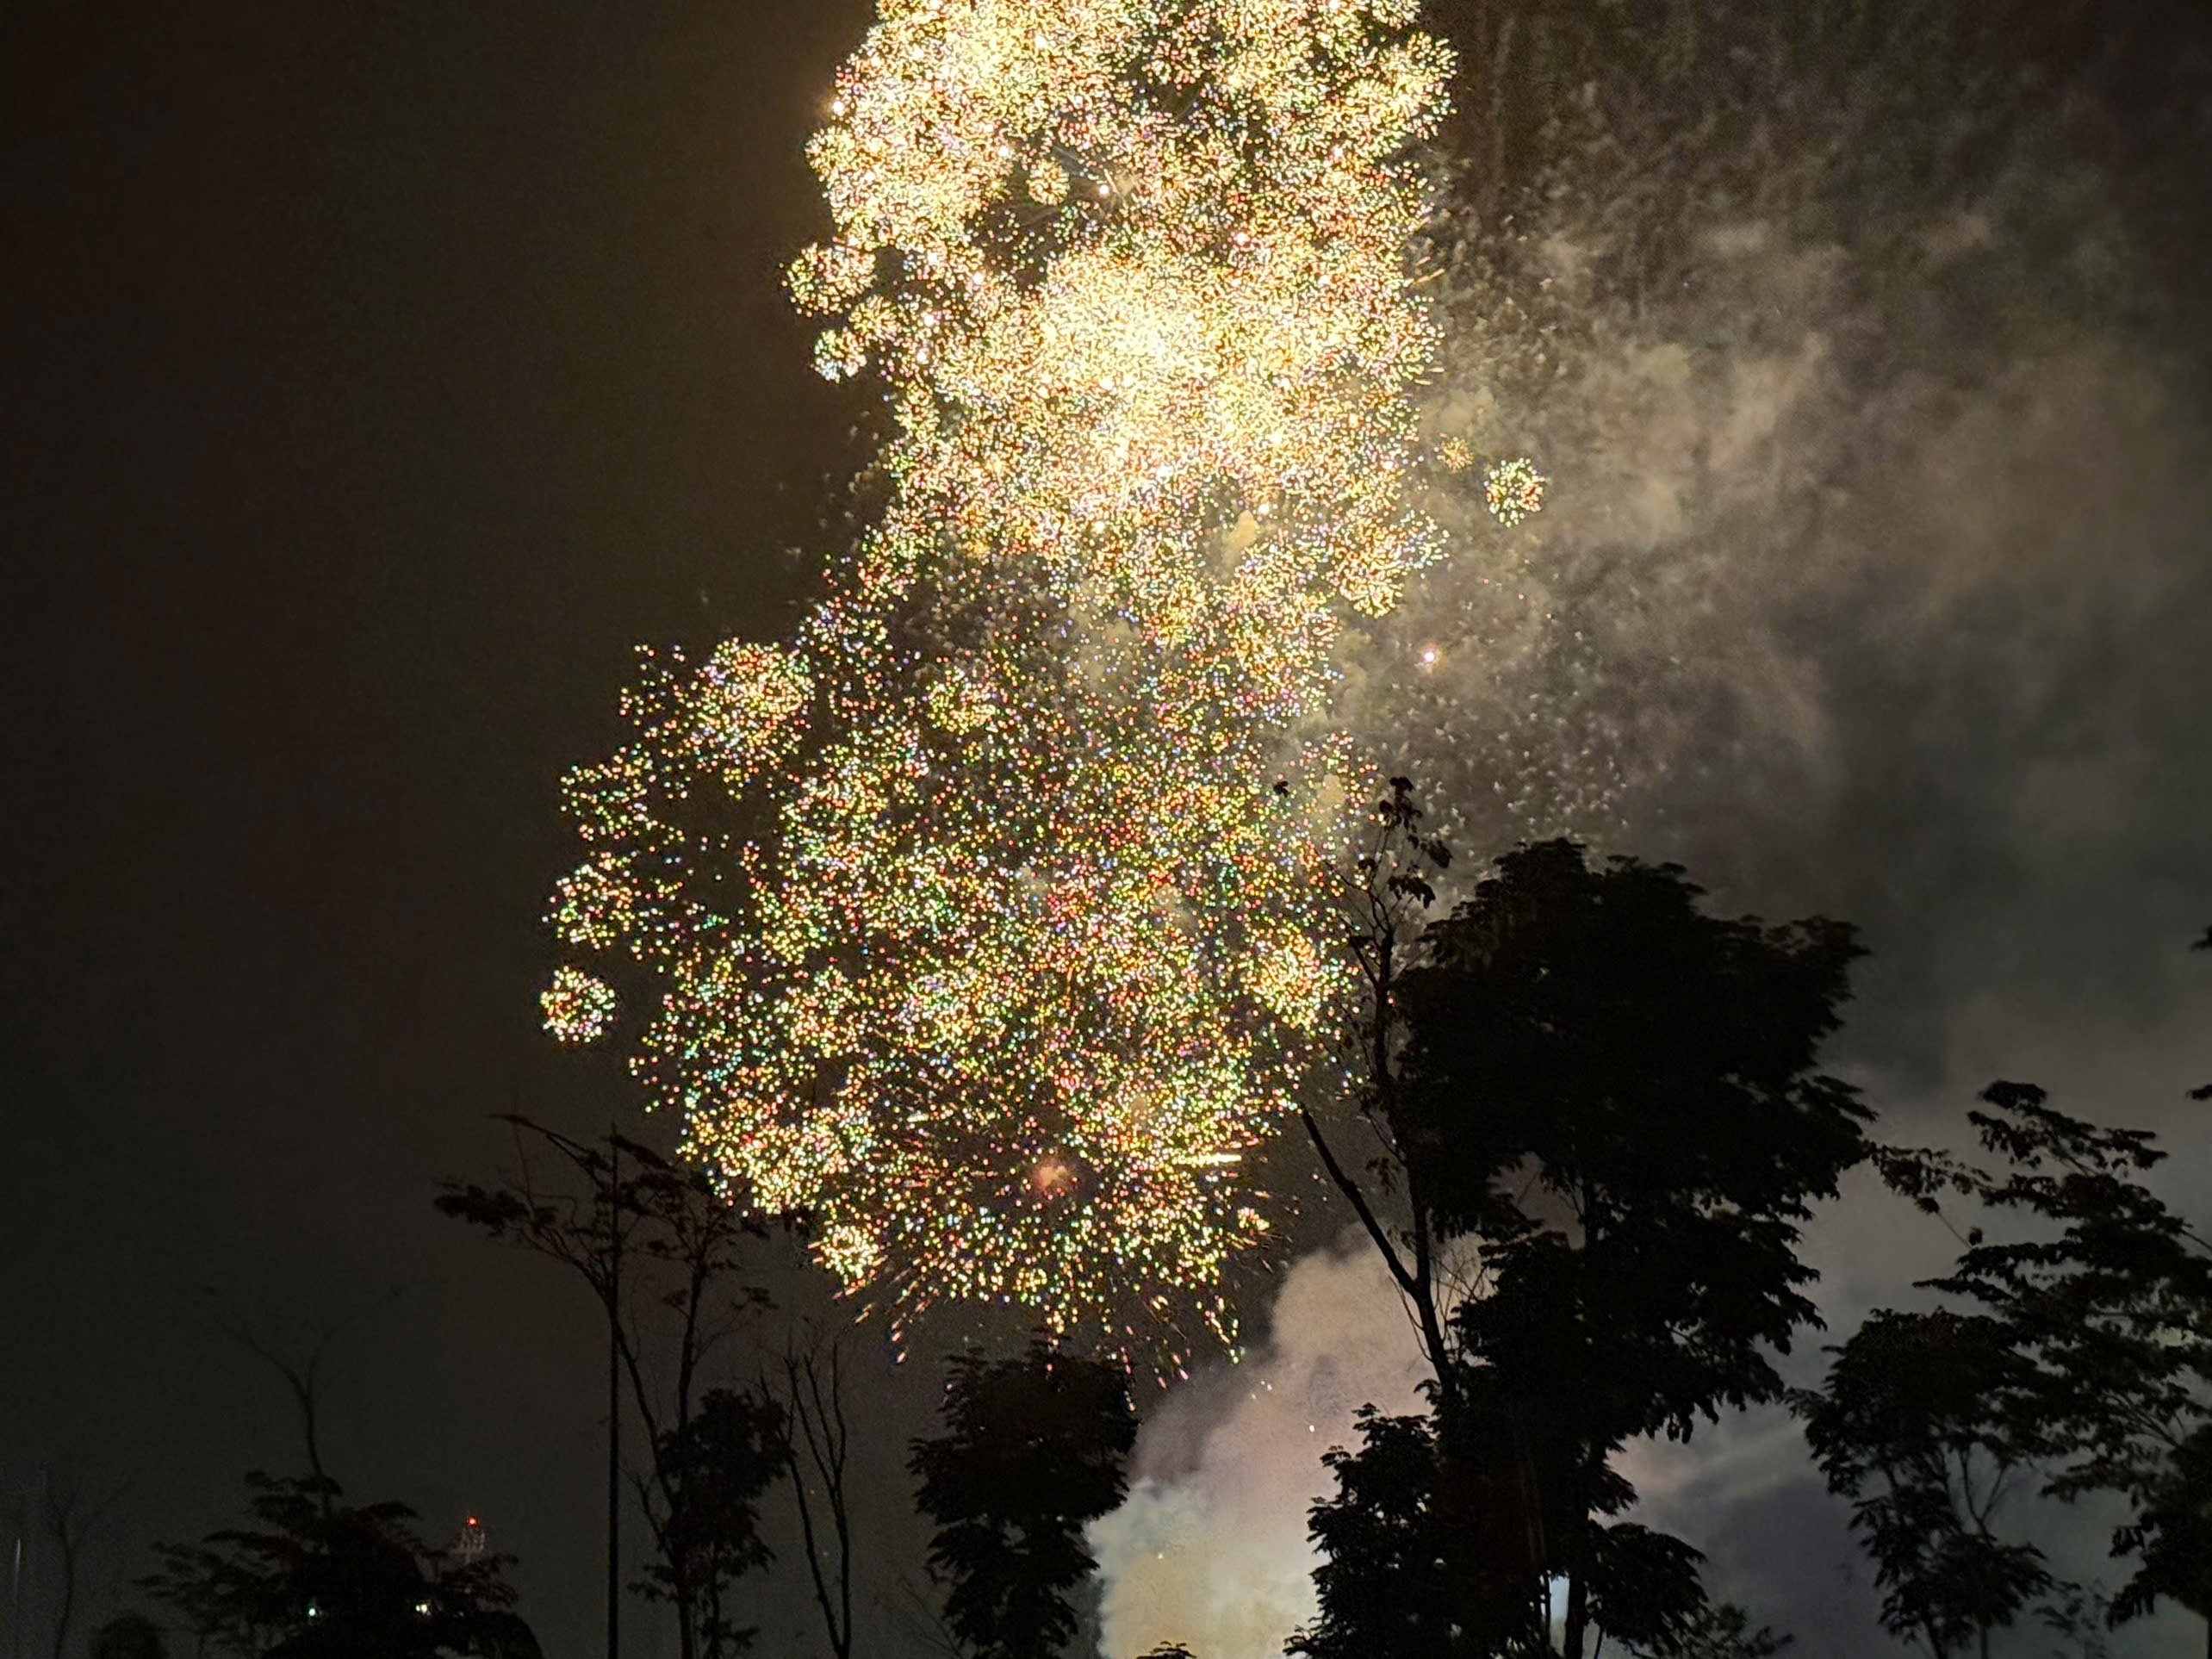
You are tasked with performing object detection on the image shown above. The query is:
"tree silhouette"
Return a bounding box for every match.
[140,1473,537,1659]
[1384,838,1870,1657]
[1295,830,1868,1657]
[1875,1072,2212,1654]
[1298,779,1459,1394]
[909,1342,1137,1659]
[776,1340,858,1659]
[1289,1409,1468,1659]
[1291,1405,1564,1659]
[1626,1603,1793,1658]
[437,1118,780,1659]
[2113,1423,2212,1637]
[638,1387,786,1658]
[1797,1309,2054,1656]
[33,1469,130,1659]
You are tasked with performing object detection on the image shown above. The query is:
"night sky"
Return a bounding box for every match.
[7,3,2212,1658]
[5,0,885,1649]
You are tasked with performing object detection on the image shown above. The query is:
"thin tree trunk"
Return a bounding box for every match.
[606,1131,622,1659]
[1563,1564,1588,1659]
[670,1213,704,1659]
[675,1582,697,1659]
[786,1351,855,1659]
[47,1518,73,1659]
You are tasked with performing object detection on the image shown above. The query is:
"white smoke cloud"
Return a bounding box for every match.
[1091,1234,1432,1659]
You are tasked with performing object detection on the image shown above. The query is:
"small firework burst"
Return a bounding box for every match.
[1436,435,1476,472]
[1484,457,1548,526]
[1027,158,1070,206]
[541,966,617,1044]
[816,1222,885,1283]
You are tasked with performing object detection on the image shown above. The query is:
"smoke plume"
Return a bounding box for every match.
[1091,1236,1431,1659]
[1094,2,2212,1652]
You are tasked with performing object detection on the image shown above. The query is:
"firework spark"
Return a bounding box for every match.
[549,0,1454,1351]
[1483,457,1547,526]
[542,967,619,1045]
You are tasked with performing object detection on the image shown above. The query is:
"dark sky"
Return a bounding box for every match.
[6,3,2212,1658]
[3,3,892,1652]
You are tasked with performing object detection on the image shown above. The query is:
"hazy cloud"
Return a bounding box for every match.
[1093,1237,1431,1659]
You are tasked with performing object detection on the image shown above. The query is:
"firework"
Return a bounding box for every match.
[550,0,1454,1351]
[541,967,618,1045]
[1484,456,1547,526]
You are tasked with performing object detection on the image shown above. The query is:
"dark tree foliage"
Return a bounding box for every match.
[637,1387,786,1658]
[1292,1408,1766,1659]
[909,1341,1138,1659]
[1625,1602,1793,1659]
[1398,841,1870,1316]
[2034,1587,2120,1659]
[140,1473,538,1659]
[2114,1422,2212,1630]
[1875,1076,2212,1647]
[1385,839,1870,1658]
[1577,1525,1707,1652]
[89,1614,169,1659]
[1797,1309,2054,1655]
[1289,1409,1507,1659]
[437,1119,778,1659]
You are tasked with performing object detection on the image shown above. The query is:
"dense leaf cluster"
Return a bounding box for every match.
[1827,1070,2212,1652]
[140,1474,538,1659]
[1301,823,1869,1659]
[910,1343,1139,1659]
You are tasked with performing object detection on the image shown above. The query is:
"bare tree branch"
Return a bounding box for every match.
[777,1339,856,1659]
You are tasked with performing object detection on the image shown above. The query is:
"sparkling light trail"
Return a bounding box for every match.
[546,0,1455,1352]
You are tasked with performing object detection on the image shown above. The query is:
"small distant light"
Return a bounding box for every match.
[415,1600,432,1618]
